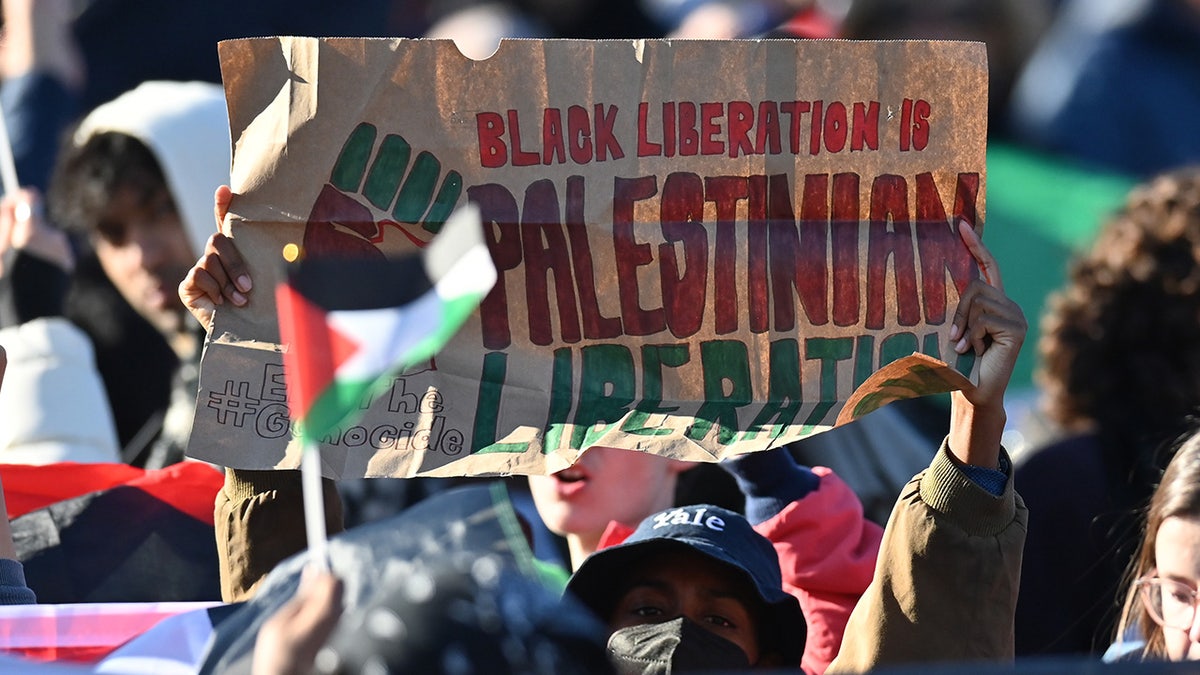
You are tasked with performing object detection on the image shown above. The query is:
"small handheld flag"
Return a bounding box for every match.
[275,203,495,566]
[276,203,495,444]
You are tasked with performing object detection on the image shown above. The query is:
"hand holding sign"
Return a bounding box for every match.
[181,125,466,333]
[947,219,1026,469]
[190,38,993,477]
[179,185,251,333]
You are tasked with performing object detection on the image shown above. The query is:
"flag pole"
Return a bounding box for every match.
[279,204,492,574]
[282,242,330,572]
[300,440,329,570]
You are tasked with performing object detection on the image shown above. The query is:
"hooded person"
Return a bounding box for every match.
[48,80,231,467]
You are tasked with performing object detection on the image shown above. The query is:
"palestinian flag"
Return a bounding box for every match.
[275,204,495,443]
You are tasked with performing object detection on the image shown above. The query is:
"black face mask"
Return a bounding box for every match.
[606,617,752,674]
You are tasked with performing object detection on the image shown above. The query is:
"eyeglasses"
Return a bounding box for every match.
[1137,577,1200,631]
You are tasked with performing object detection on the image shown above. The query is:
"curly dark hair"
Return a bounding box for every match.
[1038,166,1200,451]
[47,131,169,242]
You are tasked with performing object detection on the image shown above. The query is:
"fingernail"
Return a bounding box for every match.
[237,275,252,292]
[949,324,960,341]
[955,337,968,353]
[232,291,247,306]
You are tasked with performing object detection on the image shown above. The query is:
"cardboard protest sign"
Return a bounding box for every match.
[188,37,987,478]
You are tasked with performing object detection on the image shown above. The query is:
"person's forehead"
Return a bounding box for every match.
[104,180,171,210]
[97,183,178,229]
[626,547,754,600]
[1156,515,1200,579]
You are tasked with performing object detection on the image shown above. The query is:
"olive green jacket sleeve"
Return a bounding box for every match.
[827,440,1027,672]
[214,468,344,602]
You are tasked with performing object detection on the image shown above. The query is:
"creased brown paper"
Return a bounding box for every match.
[187,37,989,477]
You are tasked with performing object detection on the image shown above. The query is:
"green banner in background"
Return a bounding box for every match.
[986,142,1135,391]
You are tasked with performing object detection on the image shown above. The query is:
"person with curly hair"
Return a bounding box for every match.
[1015,166,1200,656]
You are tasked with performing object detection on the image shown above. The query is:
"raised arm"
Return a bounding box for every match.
[829,221,1028,672]
[947,219,1026,470]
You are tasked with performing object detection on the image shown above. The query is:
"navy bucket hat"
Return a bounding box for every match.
[566,504,807,664]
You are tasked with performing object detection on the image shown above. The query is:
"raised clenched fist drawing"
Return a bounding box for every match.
[303,122,463,258]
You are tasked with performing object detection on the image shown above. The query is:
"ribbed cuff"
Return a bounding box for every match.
[223,468,304,502]
[919,439,1016,537]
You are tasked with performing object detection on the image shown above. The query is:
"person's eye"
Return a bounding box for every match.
[705,614,735,628]
[95,220,128,246]
[633,605,664,618]
[147,192,178,220]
